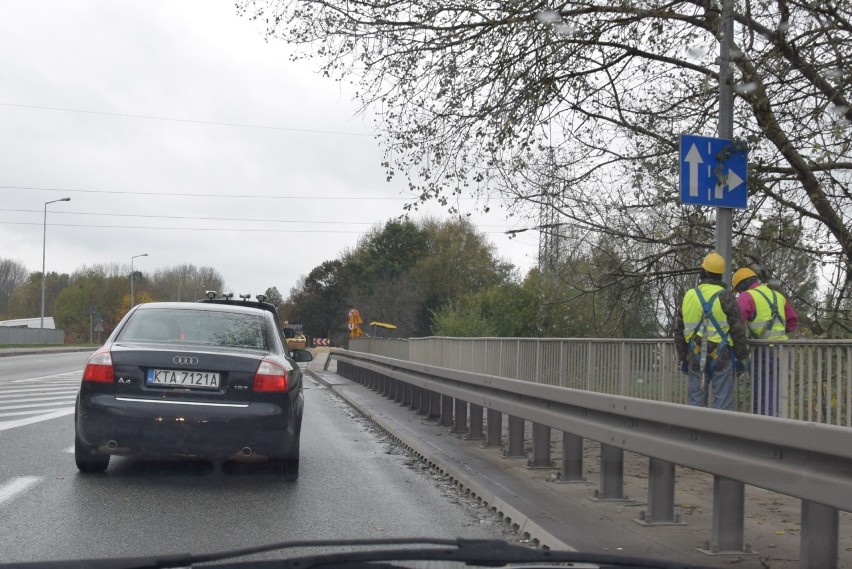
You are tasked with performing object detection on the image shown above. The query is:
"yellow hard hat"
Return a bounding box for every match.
[701,252,725,274]
[732,267,758,290]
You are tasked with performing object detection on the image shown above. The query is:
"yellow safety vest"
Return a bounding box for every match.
[682,283,732,346]
[745,284,788,340]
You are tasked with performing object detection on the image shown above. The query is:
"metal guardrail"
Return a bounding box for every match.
[409,337,852,426]
[330,348,851,568]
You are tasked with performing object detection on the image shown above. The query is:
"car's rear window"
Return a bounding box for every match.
[117,308,269,350]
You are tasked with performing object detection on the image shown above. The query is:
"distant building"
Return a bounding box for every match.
[0,317,56,329]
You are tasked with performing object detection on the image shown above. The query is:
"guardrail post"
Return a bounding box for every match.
[429,391,442,420]
[467,404,484,440]
[528,423,552,467]
[702,476,748,554]
[636,458,681,525]
[394,379,404,402]
[504,416,525,457]
[410,385,421,410]
[483,409,502,447]
[560,432,583,481]
[439,394,454,426]
[452,399,468,434]
[402,383,412,406]
[800,500,838,569]
[594,444,627,500]
[415,388,429,415]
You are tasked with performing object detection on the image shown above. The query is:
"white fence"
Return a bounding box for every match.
[408,337,852,426]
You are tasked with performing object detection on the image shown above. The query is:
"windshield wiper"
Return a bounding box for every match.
[4,538,715,569]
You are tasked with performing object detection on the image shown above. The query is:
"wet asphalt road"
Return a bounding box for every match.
[0,353,505,564]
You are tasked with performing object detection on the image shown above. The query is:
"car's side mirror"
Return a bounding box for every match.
[289,349,313,363]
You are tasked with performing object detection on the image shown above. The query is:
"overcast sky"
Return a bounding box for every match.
[0,1,539,298]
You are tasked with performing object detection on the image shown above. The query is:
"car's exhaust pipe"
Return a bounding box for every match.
[241,447,252,457]
[107,440,118,450]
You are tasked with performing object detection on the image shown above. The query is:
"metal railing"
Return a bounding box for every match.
[329,348,851,567]
[409,337,852,426]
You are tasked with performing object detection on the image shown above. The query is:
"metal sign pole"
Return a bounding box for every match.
[716,0,735,285]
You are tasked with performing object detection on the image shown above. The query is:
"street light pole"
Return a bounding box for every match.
[40,197,70,330]
[130,253,148,308]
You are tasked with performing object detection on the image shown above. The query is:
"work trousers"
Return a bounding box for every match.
[687,352,735,411]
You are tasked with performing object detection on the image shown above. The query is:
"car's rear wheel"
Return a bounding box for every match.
[75,433,110,473]
[272,433,300,481]
[270,457,299,481]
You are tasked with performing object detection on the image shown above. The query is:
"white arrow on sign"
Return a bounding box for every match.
[685,144,703,197]
[714,169,745,199]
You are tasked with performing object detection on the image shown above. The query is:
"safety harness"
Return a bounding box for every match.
[750,287,784,339]
[686,287,729,387]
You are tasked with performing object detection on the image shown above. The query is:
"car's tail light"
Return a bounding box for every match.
[83,350,114,383]
[253,359,288,392]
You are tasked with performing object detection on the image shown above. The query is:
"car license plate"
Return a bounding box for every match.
[146,368,220,389]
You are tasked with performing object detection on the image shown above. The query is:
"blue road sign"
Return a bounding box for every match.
[679,134,748,209]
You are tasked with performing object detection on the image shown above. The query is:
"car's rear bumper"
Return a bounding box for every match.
[76,393,299,460]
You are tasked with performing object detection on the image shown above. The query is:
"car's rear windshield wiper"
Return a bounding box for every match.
[3,537,715,569]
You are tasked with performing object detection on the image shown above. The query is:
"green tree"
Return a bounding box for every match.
[6,271,70,320]
[54,266,129,342]
[0,258,29,318]
[284,259,353,343]
[264,286,284,308]
[285,218,514,339]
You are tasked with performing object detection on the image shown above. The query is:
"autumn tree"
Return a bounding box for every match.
[148,264,225,302]
[241,0,852,335]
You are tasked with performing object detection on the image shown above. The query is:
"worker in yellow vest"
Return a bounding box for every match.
[732,267,799,416]
[675,252,750,410]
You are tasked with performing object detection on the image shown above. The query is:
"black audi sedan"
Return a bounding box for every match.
[74,295,310,479]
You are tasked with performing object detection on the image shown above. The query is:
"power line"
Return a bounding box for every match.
[0,102,374,137]
[0,207,509,229]
[0,220,362,234]
[0,220,514,235]
[0,208,376,225]
[0,185,412,200]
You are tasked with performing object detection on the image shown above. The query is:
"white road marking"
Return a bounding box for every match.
[0,408,74,431]
[0,387,80,395]
[64,444,75,453]
[0,409,62,418]
[0,394,77,404]
[8,371,82,383]
[0,477,42,507]
[0,400,76,412]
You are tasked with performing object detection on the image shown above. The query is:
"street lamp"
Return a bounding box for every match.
[130,253,148,308]
[40,197,71,330]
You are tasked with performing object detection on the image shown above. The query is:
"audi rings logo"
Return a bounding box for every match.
[173,356,199,365]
